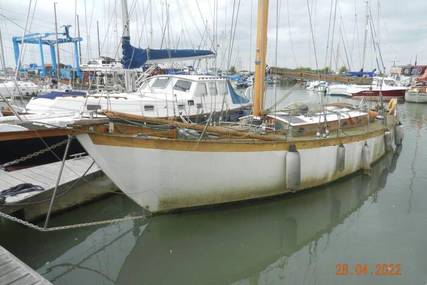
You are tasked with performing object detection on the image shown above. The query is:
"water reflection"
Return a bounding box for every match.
[116,151,399,285]
[402,103,427,215]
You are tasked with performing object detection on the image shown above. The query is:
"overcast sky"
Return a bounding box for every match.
[0,0,426,72]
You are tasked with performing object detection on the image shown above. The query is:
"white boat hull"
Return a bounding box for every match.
[327,84,351,96]
[405,91,427,103]
[77,127,394,213]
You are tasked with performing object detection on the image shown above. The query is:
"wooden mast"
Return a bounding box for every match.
[253,0,269,117]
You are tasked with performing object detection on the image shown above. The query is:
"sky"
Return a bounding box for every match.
[0,0,426,73]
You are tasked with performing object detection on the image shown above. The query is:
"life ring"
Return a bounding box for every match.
[388,99,397,115]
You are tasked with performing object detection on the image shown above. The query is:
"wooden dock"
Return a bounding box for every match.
[0,156,100,204]
[0,156,111,221]
[0,246,52,285]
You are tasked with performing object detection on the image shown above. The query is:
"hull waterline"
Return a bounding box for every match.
[77,123,397,213]
[405,91,427,103]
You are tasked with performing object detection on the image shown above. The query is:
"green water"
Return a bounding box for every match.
[1,91,427,285]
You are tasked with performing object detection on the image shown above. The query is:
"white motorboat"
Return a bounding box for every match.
[405,69,427,103]
[306,80,327,92]
[0,79,41,99]
[405,86,427,103]
[26,74,251,120]
[328,77,408,100]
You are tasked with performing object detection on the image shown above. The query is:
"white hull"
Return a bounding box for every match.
[77,128,394,213]
[327,84,351,96]
[405,91,427,103]
[0,81,40,98]
[26,75,250,119]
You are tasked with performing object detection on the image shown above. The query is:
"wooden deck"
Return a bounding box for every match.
[0,246,52,285]
[0,156,100,204]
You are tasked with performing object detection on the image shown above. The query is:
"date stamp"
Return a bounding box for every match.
[336,263,401,276]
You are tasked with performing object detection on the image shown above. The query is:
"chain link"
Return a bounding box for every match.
[0,210,147,232]
[1,139,69,169]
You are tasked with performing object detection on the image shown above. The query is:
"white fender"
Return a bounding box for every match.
[361,142,371,171]
[285,144,301,191]
[395,124,404,146]
[336,144,345,172]
[384,130,395,153]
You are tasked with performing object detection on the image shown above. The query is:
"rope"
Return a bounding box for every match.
[0,210,146,232]
[0,139,69,169]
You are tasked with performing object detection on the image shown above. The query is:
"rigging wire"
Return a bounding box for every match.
[226,0,241,71]
[286,0,299,67]
[324,0,334,68]
[328,0,339,70]
[306,0,319,70]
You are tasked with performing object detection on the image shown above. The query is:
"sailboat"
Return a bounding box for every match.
[405,68,427,103]
[74,0,403,213]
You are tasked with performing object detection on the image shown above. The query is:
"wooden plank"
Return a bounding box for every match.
[7,171,50,189]
[0,174,19,189]
[0,247,51,285]
[23,168,56,185]
[0,157,99,203]
[0,128,83,142]
[11,274,40,285]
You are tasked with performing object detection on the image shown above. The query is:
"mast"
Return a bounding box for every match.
[253,0,269,117]
[0,27,6,72]
[54,2,61,83]
[96,20,101,57]
[149,0,153,47]
[121,0,130,38]
[77,15,82,64]
[361,0,369,70]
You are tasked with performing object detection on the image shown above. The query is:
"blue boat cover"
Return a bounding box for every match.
[121,37,215,69]
[345,70,376,78]
[37,90,86,100]
[227,81,250,104]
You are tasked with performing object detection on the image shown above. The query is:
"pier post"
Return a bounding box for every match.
[43,135,72,229]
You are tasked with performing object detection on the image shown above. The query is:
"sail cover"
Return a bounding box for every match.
[345,70,376,78]
[122,37,215,69]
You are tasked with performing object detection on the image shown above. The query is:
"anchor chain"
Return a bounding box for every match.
[0,138,70,169]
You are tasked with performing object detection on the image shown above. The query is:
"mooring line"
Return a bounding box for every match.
[0,210,147,232]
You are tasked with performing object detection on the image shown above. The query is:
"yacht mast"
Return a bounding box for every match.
[253,0,269,117]
[54,2,61,83]
[121,0,130,38]
[149,0,153,47]
[0,27,6,72]
[361,0,369,70]
[96,20,101,57]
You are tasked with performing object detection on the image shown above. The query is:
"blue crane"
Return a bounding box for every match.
[12,25,82,79]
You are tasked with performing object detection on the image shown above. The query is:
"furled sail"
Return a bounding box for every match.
[121,37,215,69]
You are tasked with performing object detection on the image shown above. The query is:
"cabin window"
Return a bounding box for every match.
[144,105,155,111]
[195,83,208,97]
[207,82,218,96]
[152,77,170,89]
[173,80,192,92]
[177,104,185,110]
[187,100,195,106]
[196,103,203,109]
